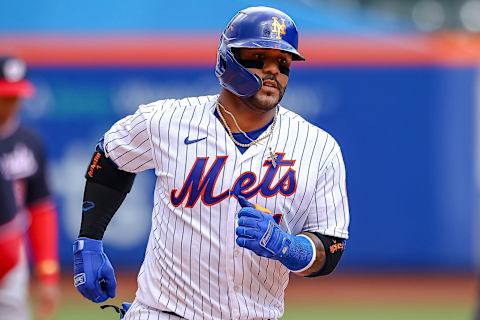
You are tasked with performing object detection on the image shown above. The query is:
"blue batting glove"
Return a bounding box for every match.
[237,196,256,209]
[73,237,116,303]
[236,196,315,271]
[236,196,291,259]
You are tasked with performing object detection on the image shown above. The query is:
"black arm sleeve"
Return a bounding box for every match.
[306,233,346,277]
[78,147,136,240]
[79,182,127,240]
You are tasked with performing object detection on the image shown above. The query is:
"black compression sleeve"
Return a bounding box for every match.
[86,149,135,193]
[306,233,346,277]
[79,147,136,240]
[79,182,127,240]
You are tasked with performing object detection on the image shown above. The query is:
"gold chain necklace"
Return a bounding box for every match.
[216,101,278,148]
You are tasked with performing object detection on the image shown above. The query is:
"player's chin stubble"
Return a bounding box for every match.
[247,78,285,112]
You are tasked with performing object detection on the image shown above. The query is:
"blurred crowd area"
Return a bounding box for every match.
[0,0,480,33]
[300,0,480,32]
[0,0,480,34]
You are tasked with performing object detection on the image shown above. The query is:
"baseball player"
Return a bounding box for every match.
[0,55,60,319]
[74,6,350,320]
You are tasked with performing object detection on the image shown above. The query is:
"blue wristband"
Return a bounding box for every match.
[278,234,315,272]
[73,237,104,253]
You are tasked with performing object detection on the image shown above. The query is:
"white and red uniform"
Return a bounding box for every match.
[0,121,59,320]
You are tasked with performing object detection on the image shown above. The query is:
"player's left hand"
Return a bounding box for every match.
[73,237,117,303]
[235,196,293,259]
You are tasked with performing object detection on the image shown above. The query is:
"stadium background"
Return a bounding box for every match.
[0,0,478,319]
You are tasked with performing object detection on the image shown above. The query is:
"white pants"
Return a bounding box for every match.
[0,246,30,320]
[124,299,184,320]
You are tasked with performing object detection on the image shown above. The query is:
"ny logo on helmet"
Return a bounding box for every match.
[271,17,286,40]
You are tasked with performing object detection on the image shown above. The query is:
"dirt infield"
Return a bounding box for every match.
[58,272,477,307]
[49,272,476,320]
[285,273,476,306]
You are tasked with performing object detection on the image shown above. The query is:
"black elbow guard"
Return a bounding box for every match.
[79,146,136,240]
[85,146,136,193]
[307,233,346,277]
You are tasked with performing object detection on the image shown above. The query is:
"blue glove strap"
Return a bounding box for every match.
[259,220,286,255]
[253,214,315,271]
[277,234,315,272]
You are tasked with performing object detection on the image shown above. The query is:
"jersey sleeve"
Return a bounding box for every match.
[303,144,350,239]
[103,105,155,173]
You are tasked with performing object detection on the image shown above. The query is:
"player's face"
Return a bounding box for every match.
[237,48,292,111]
[0,96,21,125]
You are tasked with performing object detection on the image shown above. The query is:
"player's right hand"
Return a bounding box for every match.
[236,196,289,259]
[73,237,116,303]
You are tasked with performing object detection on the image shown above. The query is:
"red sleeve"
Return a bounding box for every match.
[27,199,60,284]
[0,232,22,282]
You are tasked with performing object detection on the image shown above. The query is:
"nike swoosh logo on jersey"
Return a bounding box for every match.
[184,136,207,145]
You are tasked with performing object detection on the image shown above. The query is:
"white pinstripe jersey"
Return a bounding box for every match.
[104,95,350,320]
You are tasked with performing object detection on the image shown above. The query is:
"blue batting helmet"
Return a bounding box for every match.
[215,6,305,98]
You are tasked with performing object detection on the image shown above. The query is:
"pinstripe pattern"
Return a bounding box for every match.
[104,95,350,320]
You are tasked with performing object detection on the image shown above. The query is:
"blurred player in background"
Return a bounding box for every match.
[73,6,349,320]
[0,55,60,319]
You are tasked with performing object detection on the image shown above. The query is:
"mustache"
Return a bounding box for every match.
[262,74,284,94]
[262,74,282,87]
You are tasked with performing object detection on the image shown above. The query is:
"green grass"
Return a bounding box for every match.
[33,273,476,319]
[42,302,473,320]
[44,301,108,320]
[282,305,473,320]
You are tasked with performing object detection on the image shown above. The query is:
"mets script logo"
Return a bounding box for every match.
[171,153,296,208]
[271,17,286,40]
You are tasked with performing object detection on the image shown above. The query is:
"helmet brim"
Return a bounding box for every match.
[229,39,305,61]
